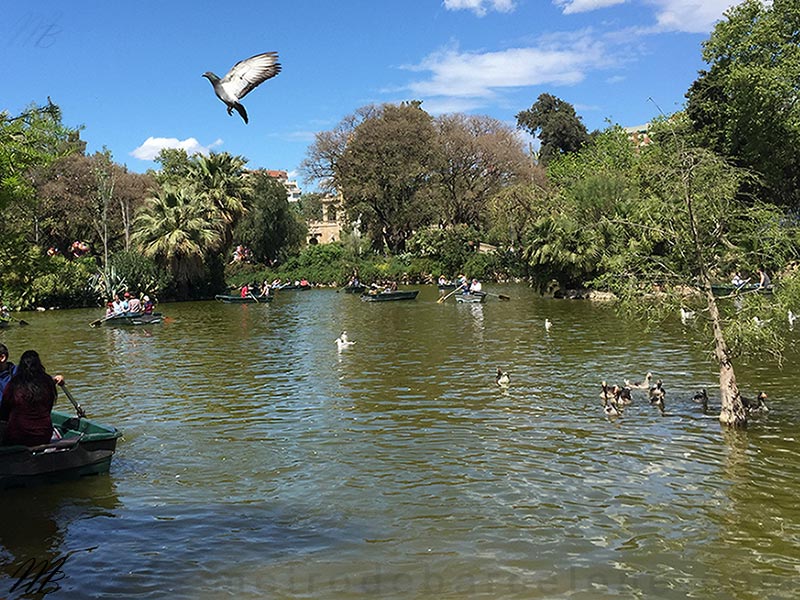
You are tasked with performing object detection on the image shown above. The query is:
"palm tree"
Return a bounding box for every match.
[187,152,250,251]
[131,186,221,293]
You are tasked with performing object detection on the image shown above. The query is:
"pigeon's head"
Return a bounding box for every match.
[201,71,219,83]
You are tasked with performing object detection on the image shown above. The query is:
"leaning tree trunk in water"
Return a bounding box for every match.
[704,286,748,427]
[680,148,748,428]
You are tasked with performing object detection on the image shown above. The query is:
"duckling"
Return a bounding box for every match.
[613,385,633,406]
[625,372,652,390]
[496,367,510,388]
[649,379,666,410]
[742,391,769,415]
[604,397,621,417]
[692,388,709,412]
[544,318,553,332]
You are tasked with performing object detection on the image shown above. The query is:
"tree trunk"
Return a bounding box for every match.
[705,287,748,427]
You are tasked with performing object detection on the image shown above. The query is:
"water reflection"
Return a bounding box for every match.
[1,286,799,598]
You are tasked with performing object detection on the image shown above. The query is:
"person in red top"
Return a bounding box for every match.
[0,350,58,446]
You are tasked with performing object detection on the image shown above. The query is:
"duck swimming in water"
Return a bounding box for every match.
[496,367,510,388]
[625,372,652,390]
[742,391,769,415]
[600,382,621,416]
[649,379,666,412]
[692,388,709,412]
[335,331,355,351]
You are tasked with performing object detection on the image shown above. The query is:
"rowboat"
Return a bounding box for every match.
[0,410,121,490]
[360,290,419,302]
[214,294,272,304]
[455,291,487,303]
[343,284,366,294]
[90,311,164,327]
[711,283,773,296]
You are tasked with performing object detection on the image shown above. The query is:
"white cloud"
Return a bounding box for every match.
[406,35,611,102]
[648,0,740,34]
[555,0,627,15]
[130,136,222,161]
[443,0,516,17]
[553,0,740,33]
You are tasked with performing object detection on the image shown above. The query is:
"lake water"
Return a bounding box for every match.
[1,284,798,599]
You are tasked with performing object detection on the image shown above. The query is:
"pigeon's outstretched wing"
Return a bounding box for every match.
[219,52,281,101]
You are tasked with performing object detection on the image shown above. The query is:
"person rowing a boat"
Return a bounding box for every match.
[0,350,65,446]
[0,344,16,397]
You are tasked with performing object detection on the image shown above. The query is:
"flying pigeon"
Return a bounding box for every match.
[202,52,281,124]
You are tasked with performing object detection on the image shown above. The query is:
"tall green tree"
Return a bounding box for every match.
[604,116,795,427]
[337,101,441,253]
[131,186,221,297]
[516,93,589,165]
[234,171,305,264]
[188,152,250,252]
[685,0,800,208]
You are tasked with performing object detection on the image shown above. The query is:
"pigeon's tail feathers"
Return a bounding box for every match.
[231,102,248,124]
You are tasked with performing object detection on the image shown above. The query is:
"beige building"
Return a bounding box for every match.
[307,192,345,245]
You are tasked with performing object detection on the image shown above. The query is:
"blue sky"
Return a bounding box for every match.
[3,0,740,188]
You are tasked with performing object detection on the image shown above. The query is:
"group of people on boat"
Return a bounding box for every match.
[105,292,155,317]
[440,274,482,295]
[0,343,65,447]
[731,267,771,290]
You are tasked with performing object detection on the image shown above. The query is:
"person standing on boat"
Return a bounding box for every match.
[0,350,59,446]
[0,344,16,397]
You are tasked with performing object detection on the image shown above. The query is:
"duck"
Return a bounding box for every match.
[649,379,666,411]
[680,307,696,323]
[335,331,355,351]
[604,397,621,417]
[624,372,652,390]
[692,388,709,412]
[752,316,770,327]
[613,384,633,405]
[742,391,769,415]
[789,310,798,328]
[496,367,510,388]
[544,318,553,332]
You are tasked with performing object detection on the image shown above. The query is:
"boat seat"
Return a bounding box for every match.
[28,436,82,453]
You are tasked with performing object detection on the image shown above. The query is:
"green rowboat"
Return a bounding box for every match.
[0,411,122,490]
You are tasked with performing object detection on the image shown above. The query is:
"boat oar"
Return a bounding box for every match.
[249,293,260,304]
[1,314,28,326]
[90,314,115,328]
[486,292,511,301]
[60,384,87,418]
[437,284,466,304]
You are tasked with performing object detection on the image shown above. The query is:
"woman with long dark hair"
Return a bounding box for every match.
[0,350,57,446]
